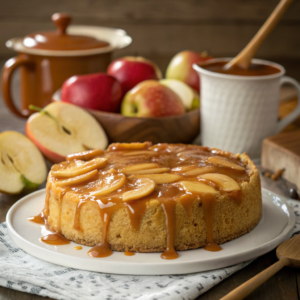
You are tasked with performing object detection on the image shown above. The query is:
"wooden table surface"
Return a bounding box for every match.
[0,79,300,299]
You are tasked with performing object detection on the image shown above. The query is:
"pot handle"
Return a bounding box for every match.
[2,55,34,118]
[277,76,300,133]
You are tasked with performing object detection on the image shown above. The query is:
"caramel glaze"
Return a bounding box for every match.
[124,251,135,256]
[31,143,249,259]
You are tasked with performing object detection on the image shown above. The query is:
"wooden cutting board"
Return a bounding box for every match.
[261,95,300,190]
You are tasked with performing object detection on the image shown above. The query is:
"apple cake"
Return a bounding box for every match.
[42,142,262,259]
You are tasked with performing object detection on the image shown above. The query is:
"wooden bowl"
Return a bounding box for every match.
[52,90,200,144]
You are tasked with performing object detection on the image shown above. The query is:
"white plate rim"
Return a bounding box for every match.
[6,188,295,275]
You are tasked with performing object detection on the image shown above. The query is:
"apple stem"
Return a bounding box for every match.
[29,105,58,122]
[29,105,44,112]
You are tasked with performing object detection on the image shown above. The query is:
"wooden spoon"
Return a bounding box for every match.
[224,0,294,70]
[220,233,300,300]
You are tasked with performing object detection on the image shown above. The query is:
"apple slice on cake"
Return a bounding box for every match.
[0,131,47,194]
[26,102,108,163]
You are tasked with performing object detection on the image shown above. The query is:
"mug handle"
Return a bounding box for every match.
[2,55,34,118]
[277,76,300,133]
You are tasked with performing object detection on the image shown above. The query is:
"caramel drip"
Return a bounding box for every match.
[88,211,112,258]
[41,233,70,245]
[44,183,52,217]
[74,246,82,250]
[57,191,64,234]
[125,200,147,230]
[28,211,47,225]
[124,251,135,256]
[161,201,178,260]
[73,199,88,231]
[179,194,197,219]
[201,194,222,252]
[229,190,243,205]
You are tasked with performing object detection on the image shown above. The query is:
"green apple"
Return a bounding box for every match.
[160,79,200,110]
[0,131,47,194]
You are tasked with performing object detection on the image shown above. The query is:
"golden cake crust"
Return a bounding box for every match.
[45,145,262,253]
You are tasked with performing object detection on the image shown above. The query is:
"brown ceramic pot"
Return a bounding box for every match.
[2,13,131,118]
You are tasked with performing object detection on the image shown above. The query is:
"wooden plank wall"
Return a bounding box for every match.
[1,0,300,77]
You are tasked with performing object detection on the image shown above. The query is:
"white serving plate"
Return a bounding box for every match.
[6,188,295,275]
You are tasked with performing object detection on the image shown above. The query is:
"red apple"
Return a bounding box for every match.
[26,102,108,163]
[107,56,162,95]
[166,50,213,92]
[121,80,185,118]
[61,73,122,113]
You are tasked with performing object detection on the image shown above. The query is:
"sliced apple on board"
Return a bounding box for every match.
[207,156,245,171]
[198,173,241,191]
[0,131,47,194]
[26,102,108,163]
[123,178,156,202]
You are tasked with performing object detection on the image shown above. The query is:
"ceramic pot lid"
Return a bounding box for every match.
[23,13,110,51]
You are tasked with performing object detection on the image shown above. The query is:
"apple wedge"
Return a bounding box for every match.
[198,173,240,191]
[108,142,151,151]
[123,178,156,202]
[91,174,126,196]
[126,167,170,175]
[207,156,245,171]
[26,102,108,163]
[55,170,98,187]
[122,151,157,156]
[121,163,159,174]
[0,131,47,194]
[182,166,216,176]
[178,181,218,195]
[52,158,107,178]
[66,149,104,162]
[128,174,182,184]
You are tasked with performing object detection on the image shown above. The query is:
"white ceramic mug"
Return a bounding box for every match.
[193,58,300,158]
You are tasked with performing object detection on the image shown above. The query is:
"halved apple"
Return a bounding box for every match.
[178,181,218,194]
[52,158,107,178]
[123,178,156,202]
[127,167,170,175]
[207,156,245,171]
[128,174,182,184]
[91,174,126,196]
[26,102,108,163]
[0,131,47,194]
[55,169,98,187]
[121,163,159,174]
[198,173,240,191]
